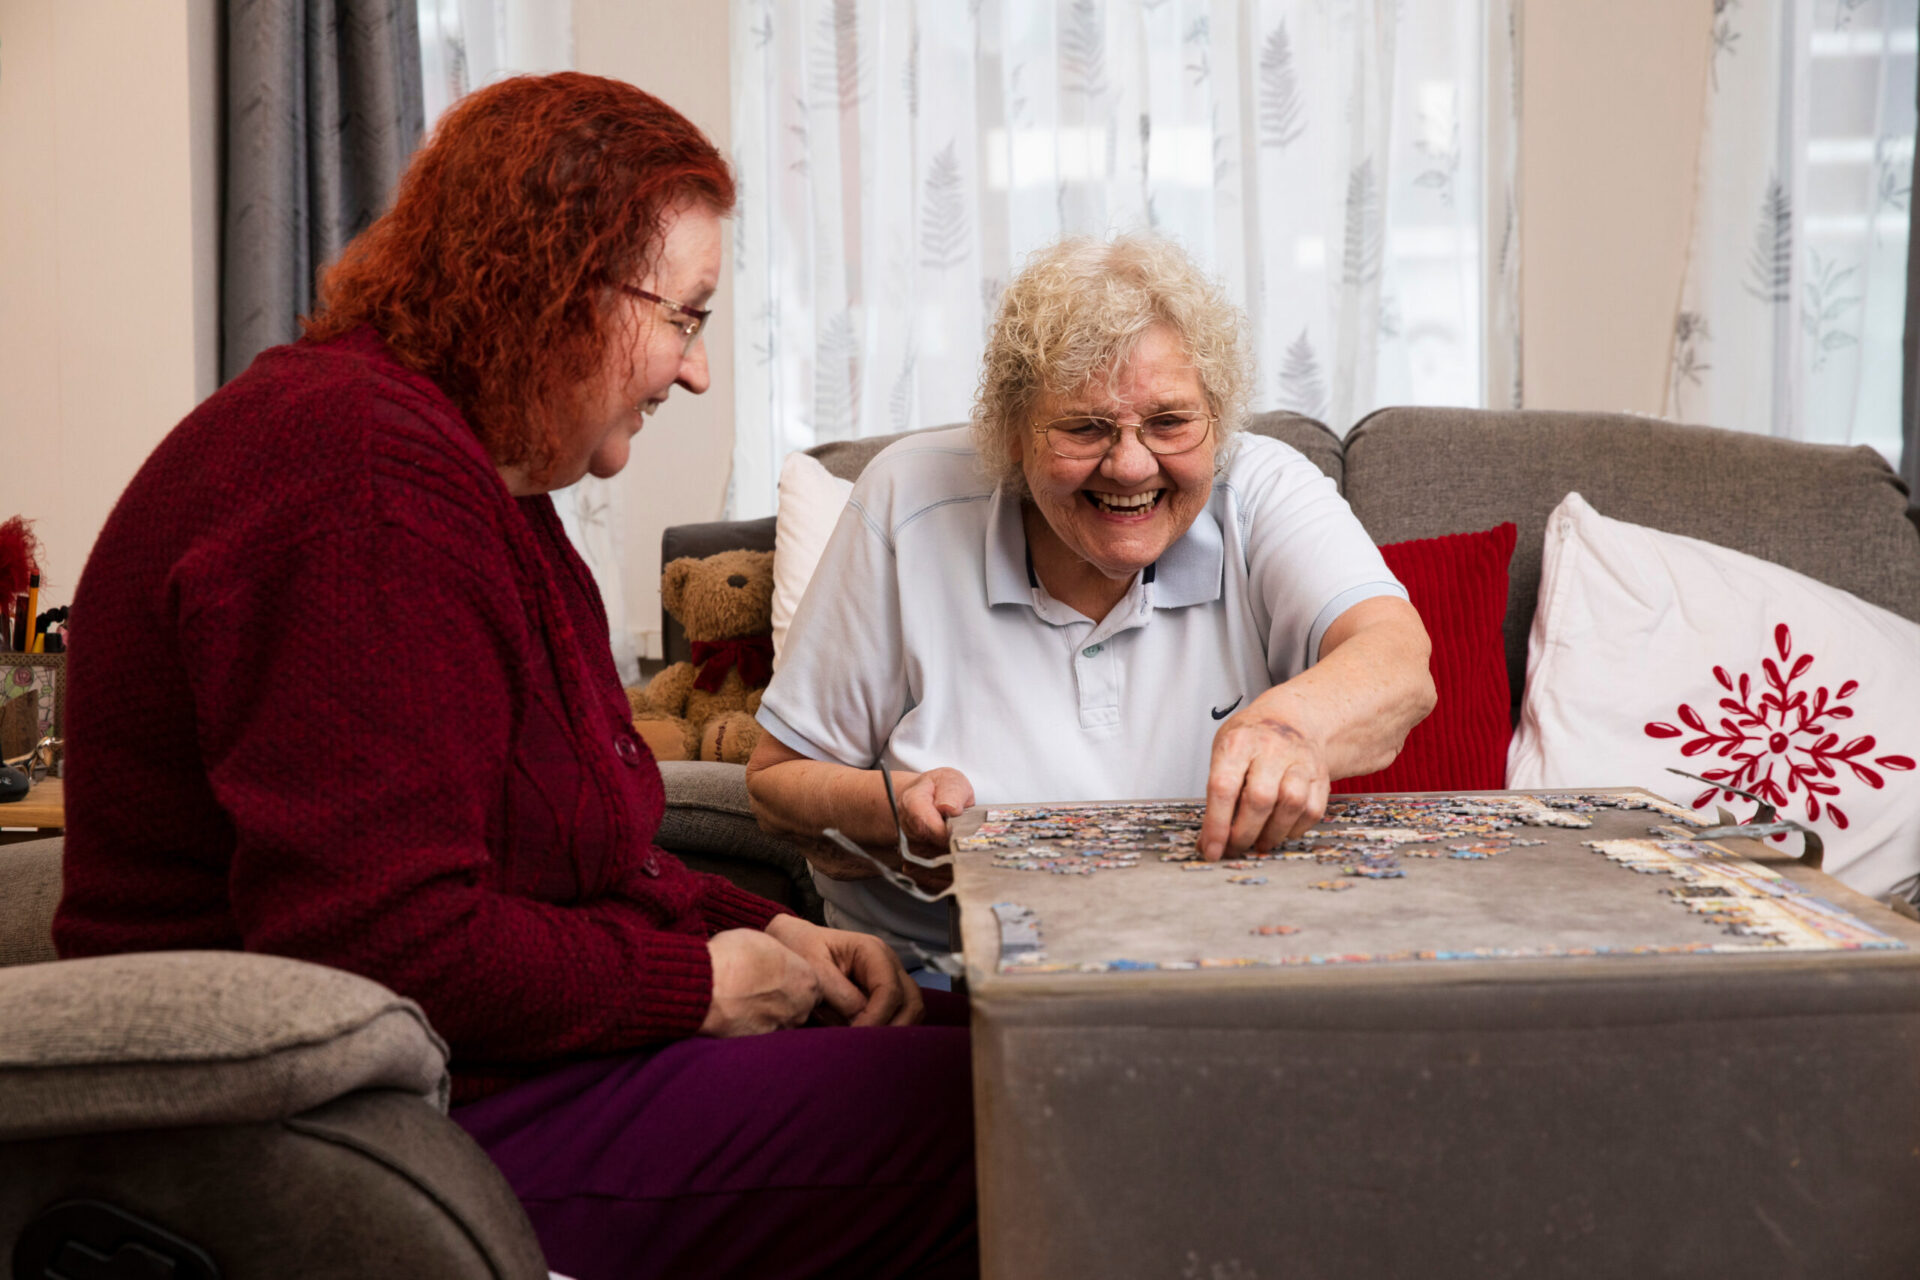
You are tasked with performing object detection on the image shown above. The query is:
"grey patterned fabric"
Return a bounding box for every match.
[0,838,60,967]
[0,950,449,1140]
[1343,407,1920,713]
[658,761,825,922]
[223,0,423,382]
[1243,410,1342,486]
[807,430,925,482]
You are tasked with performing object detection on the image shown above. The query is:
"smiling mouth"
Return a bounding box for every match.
[1084,489,1164,516]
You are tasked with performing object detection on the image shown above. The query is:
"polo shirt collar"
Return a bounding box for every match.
[1150,488,1226,608]
[984,481,1226,611]
[985,483,1031,606]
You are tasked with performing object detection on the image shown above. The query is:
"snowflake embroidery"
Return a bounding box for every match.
[1644,624,1914,836]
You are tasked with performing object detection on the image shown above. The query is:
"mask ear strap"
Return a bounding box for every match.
[1665,766,1825,870]
[820,828,955,903]
[879,764,955,869]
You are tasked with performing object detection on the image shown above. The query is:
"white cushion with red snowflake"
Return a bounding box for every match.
[1508,492,1920,899]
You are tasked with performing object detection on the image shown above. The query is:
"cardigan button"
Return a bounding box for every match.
[641,854,661,877]
[615,736,641,765]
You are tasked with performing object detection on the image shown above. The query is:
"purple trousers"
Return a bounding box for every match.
[454,991,976,1280]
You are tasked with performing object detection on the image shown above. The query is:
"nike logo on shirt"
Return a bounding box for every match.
[1211,696,1243,720]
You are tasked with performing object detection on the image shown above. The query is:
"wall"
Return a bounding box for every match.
[0,0,221,616]
[1519,0,1713,414]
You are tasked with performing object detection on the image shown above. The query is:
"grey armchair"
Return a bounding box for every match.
[0,837,548,1279]
[0,757,821,1280]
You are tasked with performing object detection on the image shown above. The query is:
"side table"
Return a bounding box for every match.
[0,776,63,844]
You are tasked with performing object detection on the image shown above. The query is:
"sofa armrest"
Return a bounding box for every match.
[0,950,450,1142]
[3,1089,549,1280]
[658,760,824,923]
[0,836,62,967]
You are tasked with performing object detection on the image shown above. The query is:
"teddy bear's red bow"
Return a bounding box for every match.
[690,635,774,693]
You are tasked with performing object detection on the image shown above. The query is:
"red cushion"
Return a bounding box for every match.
[1331,522,1517,794]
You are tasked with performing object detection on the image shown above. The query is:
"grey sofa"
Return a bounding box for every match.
[4,404,1915,1275]
[658,404,1920,907]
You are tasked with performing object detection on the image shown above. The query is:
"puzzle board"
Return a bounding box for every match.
[950,790,1904,975]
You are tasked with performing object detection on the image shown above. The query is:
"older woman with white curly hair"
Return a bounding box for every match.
[746,234,1436,960]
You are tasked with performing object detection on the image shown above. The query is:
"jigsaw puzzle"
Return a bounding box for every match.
[954,793,1904,974]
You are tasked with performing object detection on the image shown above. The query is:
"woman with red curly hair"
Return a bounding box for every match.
[57,73,975,1279]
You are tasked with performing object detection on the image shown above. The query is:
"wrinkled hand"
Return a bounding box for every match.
[1199,713,1331,861]
[699,928,821,1037]
[767,914,923,1027]
[893,767,973,890]
[897,768,973,847]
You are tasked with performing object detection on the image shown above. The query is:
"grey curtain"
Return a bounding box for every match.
[1906,3,1920,507]
[223,0,424,382]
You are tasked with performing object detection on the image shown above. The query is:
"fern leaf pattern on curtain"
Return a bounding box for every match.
[729,0,1519,518]
[1668,0,1915,470]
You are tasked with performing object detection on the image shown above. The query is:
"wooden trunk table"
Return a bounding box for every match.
[0,776,62,843]
[951,788,1920,1279]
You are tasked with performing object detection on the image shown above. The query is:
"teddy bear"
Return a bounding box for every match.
[627,548,775,766]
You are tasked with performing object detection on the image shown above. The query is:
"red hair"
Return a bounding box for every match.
[305,72,735,482]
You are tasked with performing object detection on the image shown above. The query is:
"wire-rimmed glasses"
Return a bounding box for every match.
[616,284,711,357]
[1033,411,1216,460]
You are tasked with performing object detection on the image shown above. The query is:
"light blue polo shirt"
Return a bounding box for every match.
[757,425,1406,954]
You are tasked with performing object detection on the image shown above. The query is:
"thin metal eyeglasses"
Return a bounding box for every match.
[1032,411,1217,460]
[616,284,711,357]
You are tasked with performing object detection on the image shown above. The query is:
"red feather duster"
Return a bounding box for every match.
[0,517,41,622]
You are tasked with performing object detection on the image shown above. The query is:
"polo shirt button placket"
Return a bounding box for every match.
[1074,636,1122,729]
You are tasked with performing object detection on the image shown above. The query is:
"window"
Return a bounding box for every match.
[729,0,1517,516]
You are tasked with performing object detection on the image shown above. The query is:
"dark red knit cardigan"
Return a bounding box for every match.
[55,329,786,1098]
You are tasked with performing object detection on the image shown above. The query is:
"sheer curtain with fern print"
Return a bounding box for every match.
[728,0,1521,518]
[1667,0,1915,472]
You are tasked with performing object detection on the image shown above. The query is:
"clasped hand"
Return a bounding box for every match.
[1198,710,1331,861]
[699,914,923,1036]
